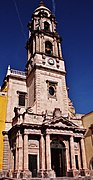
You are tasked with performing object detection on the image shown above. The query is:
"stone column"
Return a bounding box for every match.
[36,35,39,52]
[40,134,45,170]
[10,148,14,172]
[53,39,56,56]
[39,34,41,52]
[52,41,55,57]
[55,40,58,57]
[58,42,62,58]
[18,132,23,171]
[23,134,28,171]
[70,135,76,170]
[43,38,45,54]
[3,132,10,173]
[15,134,18,171]
[33,39,35,54]
[80,138,87,169]
[66,142,70,171]
[46,134,51,170]
[41,35,44,53]
[52,21,54,32]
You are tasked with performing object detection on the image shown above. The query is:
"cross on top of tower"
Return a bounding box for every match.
[39,1,45,7]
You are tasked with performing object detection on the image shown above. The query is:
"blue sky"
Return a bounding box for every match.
[0,0,93,114]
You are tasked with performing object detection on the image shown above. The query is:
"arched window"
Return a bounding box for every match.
[44,12,48,17]
[45,41,52,55]
[44,21,50,31]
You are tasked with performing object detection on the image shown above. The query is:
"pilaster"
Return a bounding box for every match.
[2,132,10,175]
[70,135,76,169]
[58,42,62,59]
[22,133,31,178]
[68,135,77,177]
[18,132,23,171]
[80,138,89,176]
[23,133,28,171]
[66,141,70,173]
[44,134,55,178]
[46,134,51,170]
[40,134,45,170]
[38,134,45,177]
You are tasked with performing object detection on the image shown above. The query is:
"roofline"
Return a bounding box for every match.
[82,111,93,118]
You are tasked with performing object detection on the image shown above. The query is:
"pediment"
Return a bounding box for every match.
[43,116,79,129]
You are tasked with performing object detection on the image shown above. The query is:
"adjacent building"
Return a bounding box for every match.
[82,112,93,175]
[0,84,7,171]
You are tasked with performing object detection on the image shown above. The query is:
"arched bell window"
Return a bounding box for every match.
[45,41,53,55]
[44,21,50,31]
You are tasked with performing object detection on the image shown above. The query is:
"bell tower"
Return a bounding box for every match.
[26,1,68,116]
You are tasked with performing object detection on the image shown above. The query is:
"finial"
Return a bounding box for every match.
[39,1,45,7]
[7,65,11,76]
[8,65,11,70]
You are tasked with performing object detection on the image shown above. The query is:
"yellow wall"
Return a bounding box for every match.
[82,112,93,169]
[0,94,7,170]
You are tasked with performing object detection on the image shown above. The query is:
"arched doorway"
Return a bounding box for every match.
[51,140,66,177]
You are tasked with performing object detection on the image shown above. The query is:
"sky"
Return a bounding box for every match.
[0,0,93,114]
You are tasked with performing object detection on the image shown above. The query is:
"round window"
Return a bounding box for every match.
[49,86,55,96]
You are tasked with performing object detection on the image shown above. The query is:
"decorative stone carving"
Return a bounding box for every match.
[28,140,39,149]
[53,108,62,118]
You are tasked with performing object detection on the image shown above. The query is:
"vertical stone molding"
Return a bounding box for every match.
[18,132,23,171]
[70,135,76,170]
[36,35,39,52]
[54,38,58,57]
[58,42,62,58]
[10,148,14,171]
[39,34,41,52]
[15,134,18,171]
[80,138,87,169]
[43,39,45,54]
[23,134,28,171]
[3,132,10,172]
[66,144,70,172]
[41,34,44,53]
[40,134,45,170]
[45,134,51,170]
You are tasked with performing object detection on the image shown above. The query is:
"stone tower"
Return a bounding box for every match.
[26,1,68,116]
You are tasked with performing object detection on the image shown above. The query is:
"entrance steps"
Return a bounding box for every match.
[1,177,93,180]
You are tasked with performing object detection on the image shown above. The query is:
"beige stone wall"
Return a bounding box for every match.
[82,112,93,169]
[29,67,68,115]
[6,76,27,131]
[27,71,35,108]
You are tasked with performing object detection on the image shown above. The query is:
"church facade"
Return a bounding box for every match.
[2,1,90,178]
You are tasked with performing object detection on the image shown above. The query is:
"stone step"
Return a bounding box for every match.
[1,176,93,180]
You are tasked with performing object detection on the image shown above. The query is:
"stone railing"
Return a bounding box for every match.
[10,69,26,76]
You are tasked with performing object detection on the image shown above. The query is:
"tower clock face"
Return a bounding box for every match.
[48,58,54,65]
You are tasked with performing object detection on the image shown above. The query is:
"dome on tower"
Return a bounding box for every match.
[34,1,51,16]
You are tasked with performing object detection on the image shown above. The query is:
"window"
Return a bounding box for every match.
[49,86,55,96]
[17,91,26,107]
[45,41,53,55]
[46,80,58,99]
[75,155,79,169]
[38,11,48,17]
[44,21,50,31]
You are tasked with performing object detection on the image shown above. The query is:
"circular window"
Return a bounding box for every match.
[49,86,55,96]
